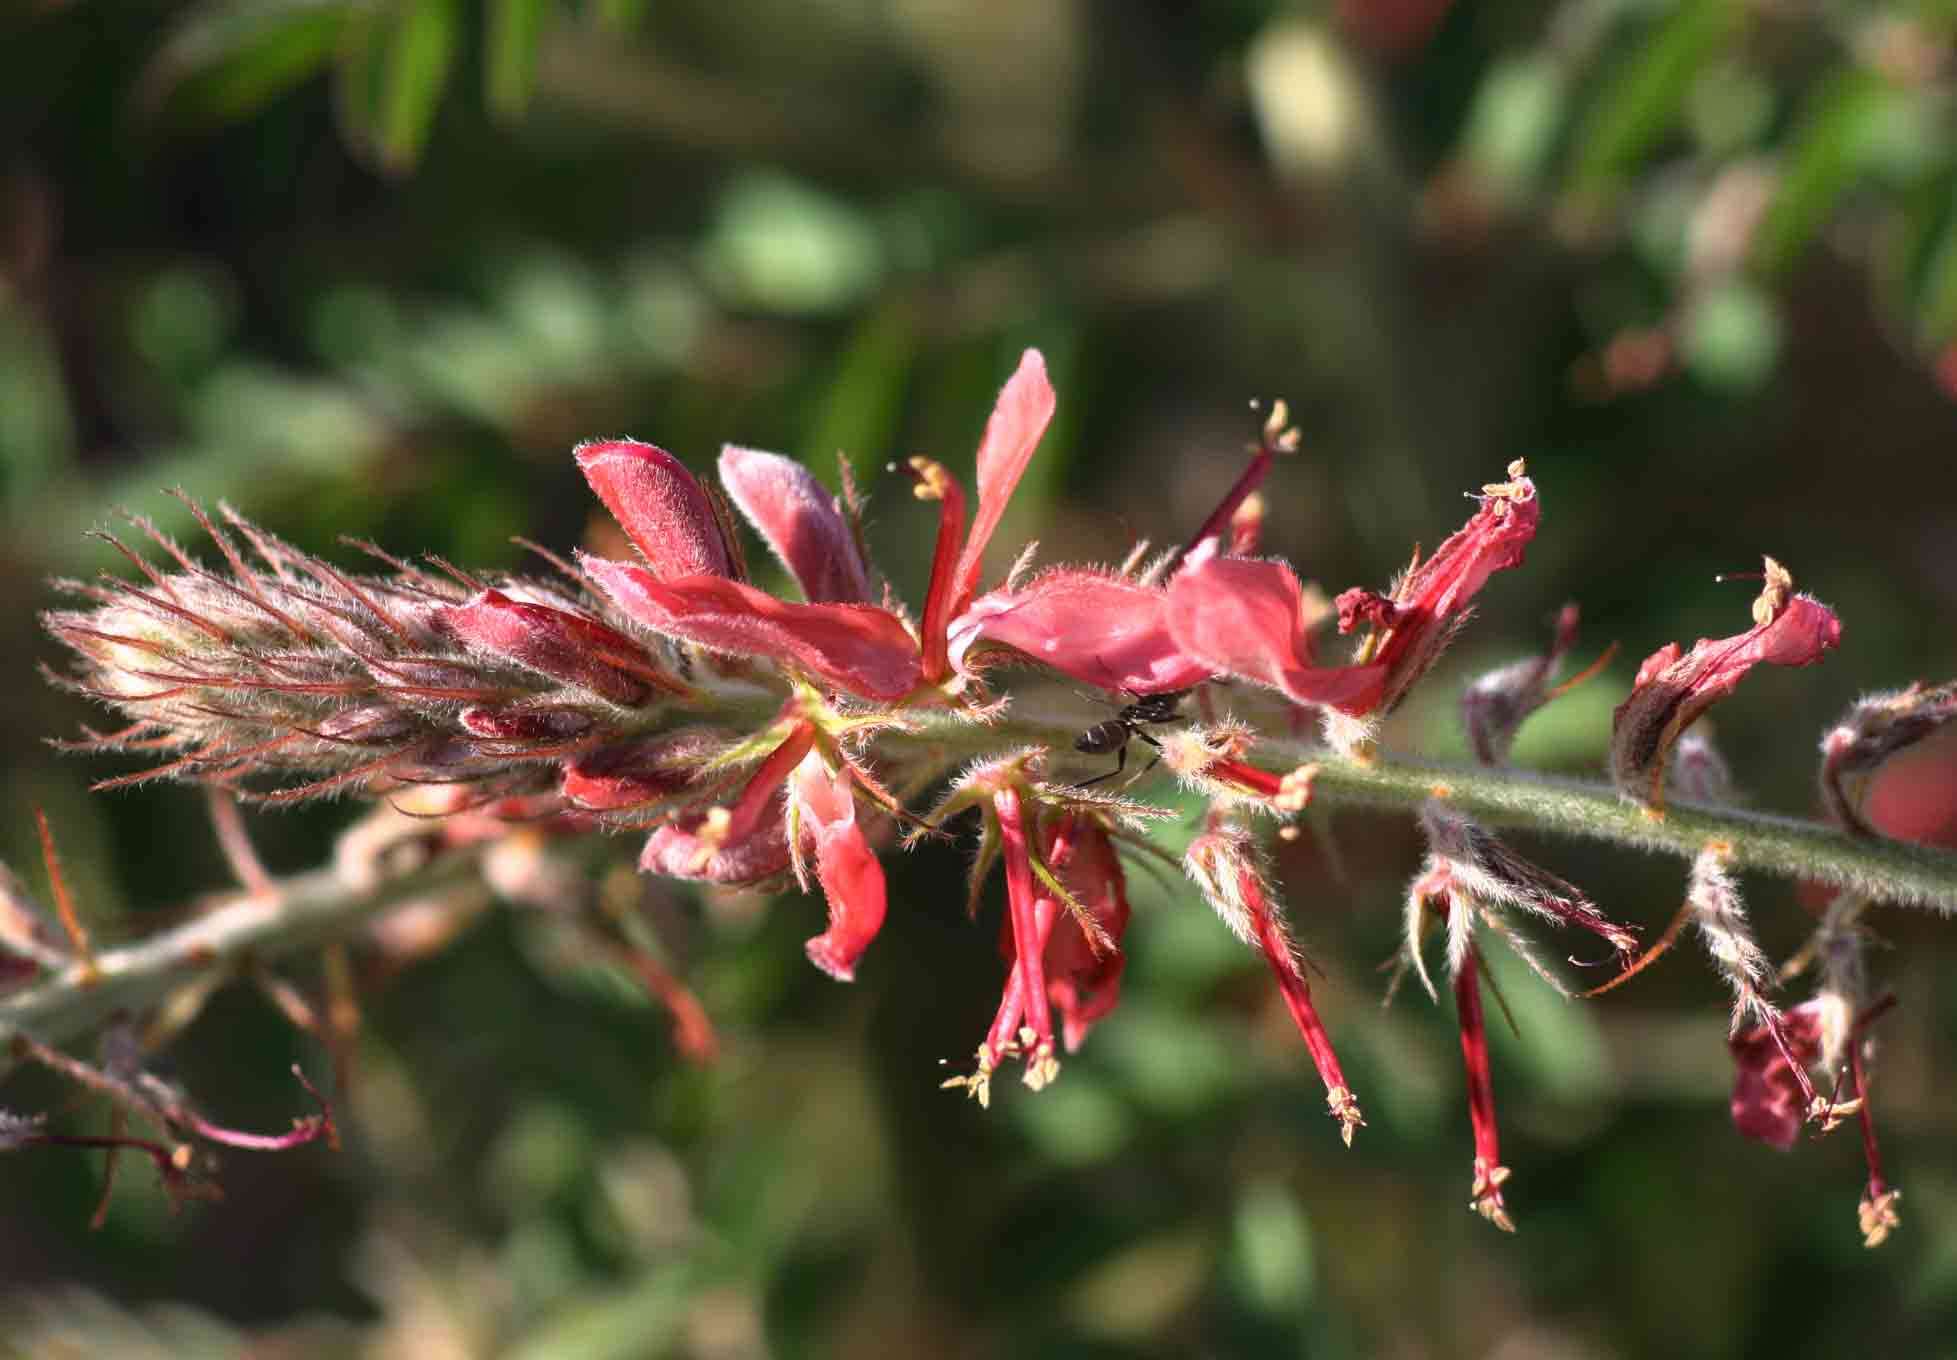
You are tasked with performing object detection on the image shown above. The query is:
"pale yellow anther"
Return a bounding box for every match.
[906,456,955,503]
[1275,763,1320,813]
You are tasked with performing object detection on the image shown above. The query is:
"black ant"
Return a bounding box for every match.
[1072,688,1191,788]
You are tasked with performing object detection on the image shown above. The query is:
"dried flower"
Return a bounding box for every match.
[1611,557,1840,807]
[1460,603,1580,766]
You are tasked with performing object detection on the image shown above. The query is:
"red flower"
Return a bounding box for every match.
[583,558,922,701]
[1334,460,1540,721]
[791,754,888,982]
[911,350,1057,682]
[949,568,1211,695]
[1165,544,1386,713]
[1185,819,1364,1144]
[574,440,737,580]
[987,813,1131,1056]
[639,723,813,884]
[1612,557,1841,806]
[718,445,872,604]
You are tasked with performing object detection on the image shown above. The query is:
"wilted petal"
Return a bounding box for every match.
[792,756,888,981]
[950,349,1057,614]
[1730,1000,1825,1149]
[949,569,1210,694]
[1167,548,1385,713]
[584,556,922,700]
[1612,558,1841,805]
[718,446,871,604]
[440,589,663,707]
[576,439,734,580]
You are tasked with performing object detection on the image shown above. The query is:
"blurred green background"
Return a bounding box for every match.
[6,1,1957,1356]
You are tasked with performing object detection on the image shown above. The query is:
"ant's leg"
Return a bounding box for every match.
[1072,742,1127,790]
[1132,730,1164,780]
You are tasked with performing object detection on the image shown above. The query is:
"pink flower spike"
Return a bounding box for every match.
[575,439,735,580]
[1166,547,1385,713]
[950,349,1057,619]
[949,569,1212,695]
[717,446,872,604]
[1612,557,1841,807]
[792,754,888,982]
[1335,460,1540,717]
[583,556,922,700]
[1455,947,1515,1232]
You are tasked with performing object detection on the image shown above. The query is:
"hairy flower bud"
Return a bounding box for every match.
[1460,603,1579,767]
[441,589,669,708]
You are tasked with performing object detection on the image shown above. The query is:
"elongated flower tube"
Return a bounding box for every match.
[1185,818,1363,1144]
[1612,557,1841,808]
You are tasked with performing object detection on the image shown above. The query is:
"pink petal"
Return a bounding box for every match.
[950,349,1056,613]
[576,439,733,580]
[561,731,724,811]
[583,556,922,700]
[1729,1001,1824,1149]
[1167,552,1385,713]
[1861,720,1957,848]
[792,758,888,982]
[642,800,791,884]
[948,569,1212,695]
[717,446,871,604]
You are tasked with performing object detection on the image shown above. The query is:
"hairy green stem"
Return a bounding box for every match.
[1,846,487,1062]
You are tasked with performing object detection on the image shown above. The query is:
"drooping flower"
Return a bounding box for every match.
[1612,557,1841,807]
[1333,460,1541,734]
[1185,817,1364,1144]
[790,753,888,982]
[1729,998,1830,1150]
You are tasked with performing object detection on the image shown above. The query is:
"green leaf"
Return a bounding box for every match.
[1752,69,1893,277]
[488,0,550,122]
[377,0,458,172]
[1568,0,1744,201]
[141,0,351,128]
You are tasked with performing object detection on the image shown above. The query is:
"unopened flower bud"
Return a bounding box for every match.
[441,589,665,707]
